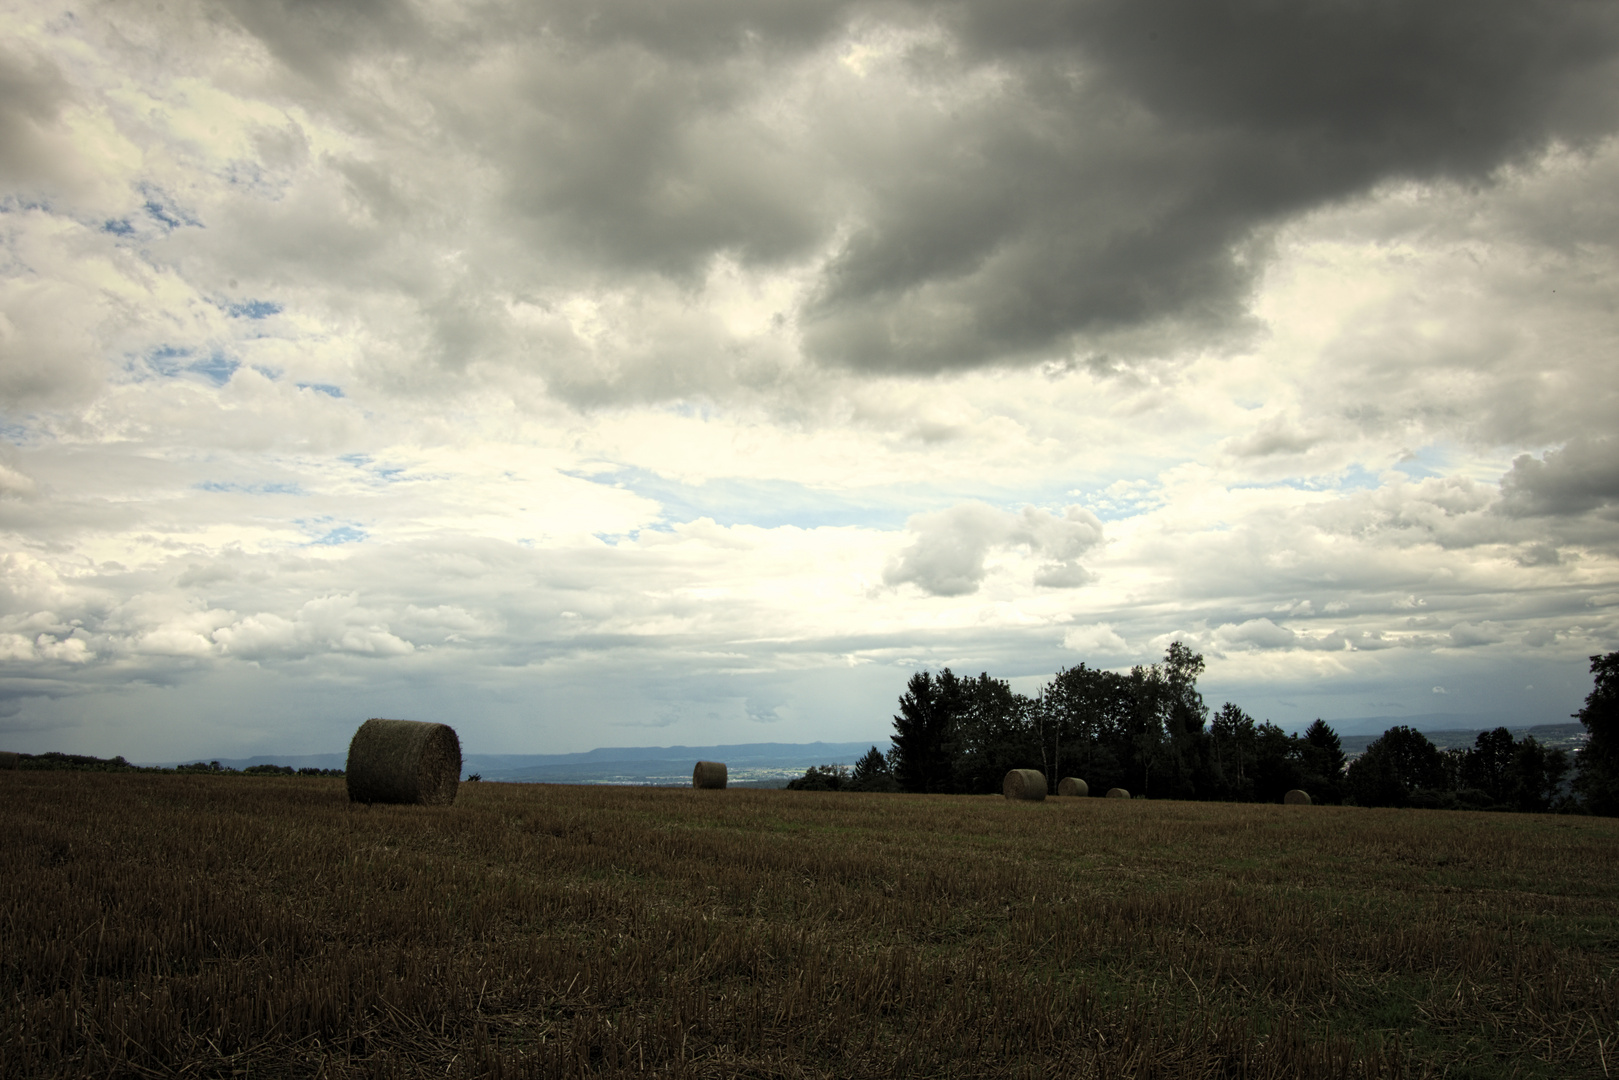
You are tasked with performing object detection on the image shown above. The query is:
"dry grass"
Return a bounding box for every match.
[346,719,461,806]
[692,761,728,789]
[2,774,1616,1078]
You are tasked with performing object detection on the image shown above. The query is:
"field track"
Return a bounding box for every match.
[3,773,1617,1078]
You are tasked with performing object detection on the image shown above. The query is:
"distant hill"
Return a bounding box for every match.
[143,722,1588,782]
[1337,723,1586,759]
[143,740,890,787]
[1310,712,1571,737]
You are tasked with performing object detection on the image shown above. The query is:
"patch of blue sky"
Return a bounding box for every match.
[297,519,368,546]
[0,195,54,215]
[149,344,191,363]
[578,468,981,531]
[1056,478,1165,522]
[297,383,344,398]
[137,345,239,386]
[1228,463,1387,496]
[138,184,201,231]
[228,299,282,320]
[102,219,134,236]
[223,159,267,189]
[0,420,37,445]
[196,481,304,495]
[667,401,725,420]
[338,454,416,485]
[1336,463,1384,491]
[585,468,1169,532]
[188,352,240,386]
[221,158,299,201]
[1392,443,1450,480]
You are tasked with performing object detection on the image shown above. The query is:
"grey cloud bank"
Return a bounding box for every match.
[0,0,1616,758]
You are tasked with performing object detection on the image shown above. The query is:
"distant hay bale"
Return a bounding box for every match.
[692,761,728,789]
[345,719,461,806]
[1003,768,1047,801]
[1105,787,1131,799]
[0,751,18,770]
[1284,789,1313,805]
[1057,776,1088,797]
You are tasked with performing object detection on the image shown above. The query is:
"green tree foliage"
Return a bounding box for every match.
[1041,663,1131,794]
[786,764,850,791]
[1457,728,1517,807]
[1346,726,1447,808]
[890,669,967,793]
[877,645,1565,814]
[886,644,1353,803]
[1207,703,1257,799]
[1506,736,1569,813]
[850,746,900,792]
[1299,719,1347,804]
[1574,651,1619,816]
[19,752,157,773]
[1251,721,1305,803]
[1032,648,1217,800]
[947,675,1038,795]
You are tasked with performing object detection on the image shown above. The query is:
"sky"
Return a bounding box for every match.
[2,0,1617,761]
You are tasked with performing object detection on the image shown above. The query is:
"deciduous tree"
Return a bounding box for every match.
[1574,652,1619,816]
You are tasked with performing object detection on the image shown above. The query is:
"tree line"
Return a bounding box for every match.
[791,647,1619,815]
[4,752,344,777]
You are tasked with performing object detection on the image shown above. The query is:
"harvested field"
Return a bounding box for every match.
[2,773,1617,1078]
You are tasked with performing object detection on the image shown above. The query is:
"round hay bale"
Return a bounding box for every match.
[345,718,461,806]
[1003,768,1047,801]
[0,751,18,770]
[692,761,728,789]
[1057,776,1088,797]
[1105,787,1131,799]
[1284,789,1313,805]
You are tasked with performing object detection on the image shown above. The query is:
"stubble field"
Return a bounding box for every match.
[2,772,1616,1078]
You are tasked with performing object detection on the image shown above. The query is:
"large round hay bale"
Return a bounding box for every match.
[692,761,728,789]
[1105,787,1131,799]
[345,719,461,806]
[1284,789,1312,805]
[0,751,19,770]
[1057,776,1088,797]
[1003,768,1047,801]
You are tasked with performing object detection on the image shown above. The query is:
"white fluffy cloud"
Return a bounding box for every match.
[885,503,1103,596]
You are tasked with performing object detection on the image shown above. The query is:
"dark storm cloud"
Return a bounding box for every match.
[208,0,1619,378]
[0,45,74,186]
[521,0,852,61]
[1500,437,1619,517]
[218,0,425,85]
[807,0,1619,372]
[495,52,832,279]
